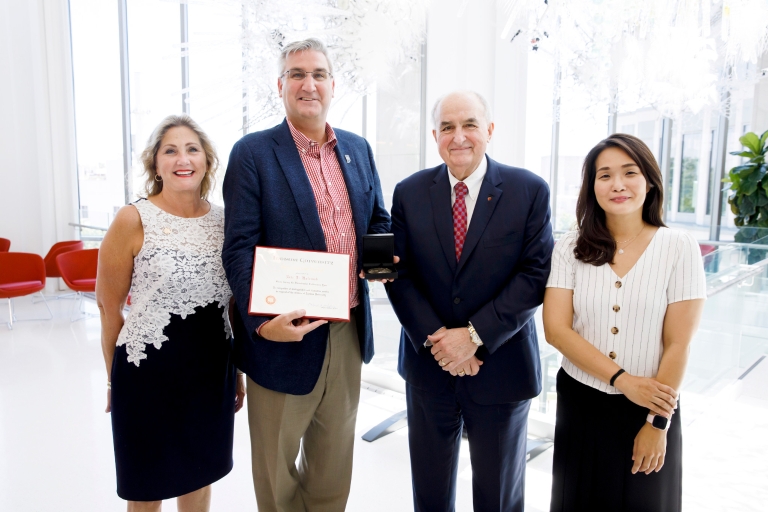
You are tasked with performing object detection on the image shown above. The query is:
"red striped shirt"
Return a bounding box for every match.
[287,120,359,309]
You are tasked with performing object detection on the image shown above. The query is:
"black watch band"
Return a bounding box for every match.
[609,368,625,387]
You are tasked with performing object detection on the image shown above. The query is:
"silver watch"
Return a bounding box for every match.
[467,323,483,347]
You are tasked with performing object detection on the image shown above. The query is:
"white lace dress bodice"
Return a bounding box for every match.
[116,199,232,366]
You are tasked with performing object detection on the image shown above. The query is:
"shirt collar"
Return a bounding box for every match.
[286,118,337,157]
[447,156,487,201]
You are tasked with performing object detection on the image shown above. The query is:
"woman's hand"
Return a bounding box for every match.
[235,374,246,413]
[632,422,667,474]
[614,373,677,418]
[449,356,483,377]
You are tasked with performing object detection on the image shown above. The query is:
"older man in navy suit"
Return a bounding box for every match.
[386,91,553,511]
[222,38,390,512]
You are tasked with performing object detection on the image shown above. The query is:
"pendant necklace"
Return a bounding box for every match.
[615,225,645,255]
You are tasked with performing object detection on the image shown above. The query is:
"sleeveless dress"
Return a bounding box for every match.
[110,199,236,501]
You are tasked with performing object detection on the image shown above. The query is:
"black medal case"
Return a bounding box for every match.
[362,233,398,280]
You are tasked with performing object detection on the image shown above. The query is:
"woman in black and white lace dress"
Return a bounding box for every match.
[96,115,245,511]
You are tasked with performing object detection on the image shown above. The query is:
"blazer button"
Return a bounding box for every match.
[615,281,622,288]
[453,297,461,304]
[609,351,617,359]
[611,327,619,334]
[613,305,620,312]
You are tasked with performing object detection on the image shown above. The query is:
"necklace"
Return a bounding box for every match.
[615,225,645,255]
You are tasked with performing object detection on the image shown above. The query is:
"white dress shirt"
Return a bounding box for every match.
[447,155,487,228]
[546,228,707,394]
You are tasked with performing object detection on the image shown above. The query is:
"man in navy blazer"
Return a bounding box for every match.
[386,91,553,511]
[222,39,390,512]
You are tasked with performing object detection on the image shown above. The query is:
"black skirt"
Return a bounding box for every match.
[550,368,682,512]
[110,302,236,501]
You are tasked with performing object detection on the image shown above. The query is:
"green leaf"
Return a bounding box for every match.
[740,132,761,154]
[739,165,759,178]
[731,151,756,159]
[740,195,757,216]
[760,129,768,150]
[757,194,768,207]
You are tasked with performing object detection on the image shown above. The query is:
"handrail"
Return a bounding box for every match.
[69,222,108,232]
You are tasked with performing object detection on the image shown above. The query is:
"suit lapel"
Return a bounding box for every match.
[456,157,503,273]
[430,165,457,272]
[334,137,370,249]
[272,120,327,251]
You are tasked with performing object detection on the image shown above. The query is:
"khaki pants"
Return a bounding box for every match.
[246,317,362,512]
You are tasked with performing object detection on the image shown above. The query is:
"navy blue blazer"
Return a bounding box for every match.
[222,119,391,395]
[386,156,553,404]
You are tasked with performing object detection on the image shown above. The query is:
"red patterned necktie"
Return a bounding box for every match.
[453,182,469,261]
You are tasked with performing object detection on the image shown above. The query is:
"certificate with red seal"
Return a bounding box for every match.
[248,247,351,322]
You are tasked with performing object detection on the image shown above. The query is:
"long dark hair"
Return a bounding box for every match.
[574,133,666,266]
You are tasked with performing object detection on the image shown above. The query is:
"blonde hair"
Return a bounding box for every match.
[140,114,219,198]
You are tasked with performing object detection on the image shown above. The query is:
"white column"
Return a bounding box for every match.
[0,0,78,256]
[424,0,528,169]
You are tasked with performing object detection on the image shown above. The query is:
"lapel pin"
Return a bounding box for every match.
[345,155,351,163]
[487,195,492,201]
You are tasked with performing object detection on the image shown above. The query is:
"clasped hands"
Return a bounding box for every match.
[429,327,483,377]
[613,372,678,475]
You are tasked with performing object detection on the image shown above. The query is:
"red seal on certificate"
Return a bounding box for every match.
[265,295,276,305]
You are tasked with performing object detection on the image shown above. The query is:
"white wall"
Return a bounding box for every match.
[424,0,528,169]
[0,0,78,257]
[753,53,768,135]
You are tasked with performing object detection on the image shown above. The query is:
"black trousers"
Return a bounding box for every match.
[406,381,531,512]
[550,369,682,512]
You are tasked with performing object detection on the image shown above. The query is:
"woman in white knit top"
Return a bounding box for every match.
[543,133,706,512]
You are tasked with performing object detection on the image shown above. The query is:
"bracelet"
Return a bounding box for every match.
[609,369,625,387]
[107,381,112,390]
[237,371,244,377]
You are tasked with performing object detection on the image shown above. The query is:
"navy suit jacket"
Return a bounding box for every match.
[386,156,553,404]
[222,119,391,395]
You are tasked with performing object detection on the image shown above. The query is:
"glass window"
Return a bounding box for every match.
[69,0,125,229]
[187,2,244,205]
[126,0,182,201]
[678,132,701,214]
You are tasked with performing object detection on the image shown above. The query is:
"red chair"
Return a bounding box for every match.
[0,238,10,252]
[57,248,99,322]
[699,244,716,256]
[0,252,52,329]
[37,241,84,300]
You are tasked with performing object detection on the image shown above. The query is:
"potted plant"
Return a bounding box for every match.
[725,129,768,263]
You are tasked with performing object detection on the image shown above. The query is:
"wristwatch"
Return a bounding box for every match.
[646,413,671,431]
[467,323,483,347]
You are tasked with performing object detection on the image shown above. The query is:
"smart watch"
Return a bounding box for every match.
[646,413,671,431]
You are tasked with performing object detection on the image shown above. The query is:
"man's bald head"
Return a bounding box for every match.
[432,91,492,129]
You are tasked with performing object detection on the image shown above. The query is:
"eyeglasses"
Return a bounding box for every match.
[282,69,333,82]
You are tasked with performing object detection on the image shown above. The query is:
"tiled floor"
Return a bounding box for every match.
[0,295,766,511]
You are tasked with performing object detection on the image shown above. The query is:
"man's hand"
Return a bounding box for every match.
[449,356,483,377]
[358,255,400,283]
[632,422,667,474]
[429,327,478,372]
[258,309,328,342]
